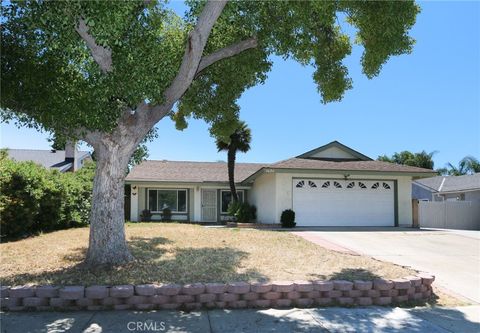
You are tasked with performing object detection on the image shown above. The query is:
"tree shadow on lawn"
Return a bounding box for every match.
[1,236,266,286]
[329,268,383,281]
[60,236,172,262]
[306,268,383,282]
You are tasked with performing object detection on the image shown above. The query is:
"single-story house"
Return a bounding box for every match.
[5,142,91,172]
[126,141,436,227]
[413,173,480,202]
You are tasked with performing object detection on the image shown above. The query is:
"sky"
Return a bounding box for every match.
[1,1,479,169]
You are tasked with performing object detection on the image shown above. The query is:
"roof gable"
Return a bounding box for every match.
[296,141,372,161]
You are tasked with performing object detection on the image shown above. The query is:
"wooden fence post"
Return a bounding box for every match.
[412,199,419,228]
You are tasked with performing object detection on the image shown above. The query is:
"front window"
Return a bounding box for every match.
[148,189,187,213]
[221,190,244,214]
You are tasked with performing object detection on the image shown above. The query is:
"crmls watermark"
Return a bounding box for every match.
[127,320,166,332]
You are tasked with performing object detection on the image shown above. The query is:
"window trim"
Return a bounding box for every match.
[147,188,188,214]
[220,189,245,214]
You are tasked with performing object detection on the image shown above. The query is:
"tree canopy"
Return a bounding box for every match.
[438,156,480,176]
[1,0,419,141]
[379,151,480,176]
[378,150,436,170]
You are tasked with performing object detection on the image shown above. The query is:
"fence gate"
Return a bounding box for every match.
[418,200,480,230]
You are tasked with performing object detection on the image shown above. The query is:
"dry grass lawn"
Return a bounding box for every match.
[1,223,417,286]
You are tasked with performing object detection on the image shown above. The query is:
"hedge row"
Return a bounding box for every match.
[0,151,94,240]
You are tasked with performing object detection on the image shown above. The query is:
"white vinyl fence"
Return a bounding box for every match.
[418,201,480,230]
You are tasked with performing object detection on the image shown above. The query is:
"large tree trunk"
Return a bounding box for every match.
[85,137,134,267]
[227,147,238,202]
[70,0,250,268]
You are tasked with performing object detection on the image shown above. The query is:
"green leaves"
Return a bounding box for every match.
[215,120,251,153]
[0,153,95,239]
[1,0,185,134]
[1,0,420,137]
[439,156,480,176]
[378,150,436,170]
[342,1,420,78]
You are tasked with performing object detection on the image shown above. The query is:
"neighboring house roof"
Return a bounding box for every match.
[126,141,436,184]
[6,149,90,172]
[126,160,267,183]
[414,173,480,193]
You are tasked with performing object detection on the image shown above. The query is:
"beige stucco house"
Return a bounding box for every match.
[126,141,435,227]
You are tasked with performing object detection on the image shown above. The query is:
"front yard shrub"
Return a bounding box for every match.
[0,151,94,240]
[162,207,172,221]
[281,209,296,228]
[140,209,152,222]
[228,201,256,223]
[227,201,241,219]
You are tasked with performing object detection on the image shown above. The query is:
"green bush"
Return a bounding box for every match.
[162,207,172,222]
[228,201,256,223]
[0,151,94,240]
[140,209,152,222]
[280,209,296,228]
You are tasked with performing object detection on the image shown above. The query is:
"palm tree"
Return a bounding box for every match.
[444,162,468,176]
[442,156,479,176]
[216,121,251,202]
[461,156,480,174]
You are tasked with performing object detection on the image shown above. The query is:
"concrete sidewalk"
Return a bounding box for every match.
[2,306,479,333]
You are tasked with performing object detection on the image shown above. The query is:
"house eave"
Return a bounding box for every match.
[241,167,437,183]
[56,163,74,173]
[125,179,253,188]
[437,188,480,195]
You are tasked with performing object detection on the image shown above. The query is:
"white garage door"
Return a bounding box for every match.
[293,179,395,226]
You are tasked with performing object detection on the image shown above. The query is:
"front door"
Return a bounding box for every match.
[201,189,217,222]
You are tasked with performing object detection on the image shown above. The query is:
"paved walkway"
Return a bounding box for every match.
[2,306,479,333]
[293,228,480,304]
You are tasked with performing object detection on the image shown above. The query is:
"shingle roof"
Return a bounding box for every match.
[126,160,267,183]
[413,176,445,191]
[270,158,435,174]
[126,158,435,184]
[6,149,90,172]
[415,173,480,193]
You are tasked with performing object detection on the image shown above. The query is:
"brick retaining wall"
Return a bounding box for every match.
[0,274,434,312]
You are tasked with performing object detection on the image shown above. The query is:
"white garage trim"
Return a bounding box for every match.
[292,178,398,227]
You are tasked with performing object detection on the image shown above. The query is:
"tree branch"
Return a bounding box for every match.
[75,19,113,74]
[145,0,227,124]
[69,127,102,146]
[195,37,258,77]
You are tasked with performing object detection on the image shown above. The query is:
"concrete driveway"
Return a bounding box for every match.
[293,228,480,304]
